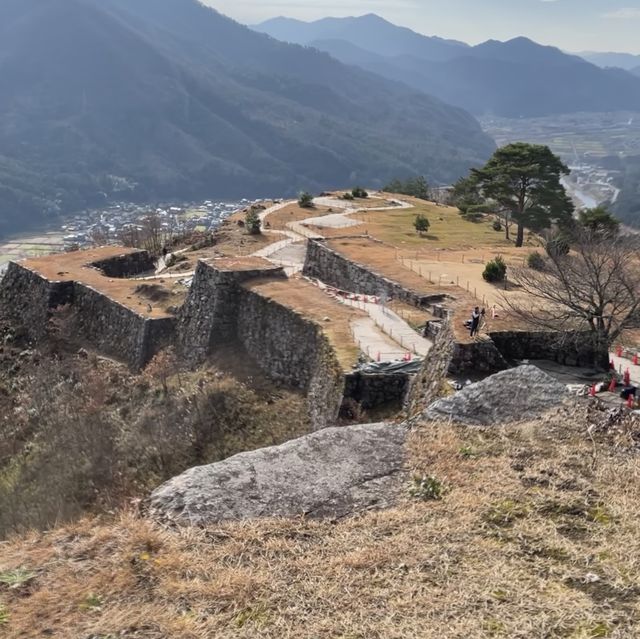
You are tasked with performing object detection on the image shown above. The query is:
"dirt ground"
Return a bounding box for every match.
[262,203,333,231]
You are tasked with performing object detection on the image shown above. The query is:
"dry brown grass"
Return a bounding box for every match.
[263,203,333,231]
[3,405,640,638]
[194,214,275,258]
[21,247,180,319]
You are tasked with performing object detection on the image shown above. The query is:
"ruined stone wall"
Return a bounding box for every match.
[237,287,345,430]
[71,283,176,369]
[90,251,155,278]
[177,260,287,365]
[450,340,509,375]
[0,262,74,339]
[489,330,608,368]
[344,372,410,410]
[304,239,444,307]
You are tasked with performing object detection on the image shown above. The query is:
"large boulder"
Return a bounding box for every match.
[425,365,568,426]
[148,422,406,525]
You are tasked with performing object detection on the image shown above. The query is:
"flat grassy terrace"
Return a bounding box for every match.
[317,198,539,251]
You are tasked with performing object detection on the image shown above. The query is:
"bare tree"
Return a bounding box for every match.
[118,214,175,257]
[504,230,640,365]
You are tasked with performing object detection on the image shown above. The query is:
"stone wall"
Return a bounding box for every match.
[0,262,73,339]
[344,372,410,409]
[237,287,345,430]
[489,330,608,368]
[70,283,176,370]
[90,250,155,278]
[450,340,509,375]
[304,239,445,307]
[177,260,286,365]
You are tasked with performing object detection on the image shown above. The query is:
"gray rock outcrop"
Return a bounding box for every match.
[148,422,407,525]
[425,365,568,426]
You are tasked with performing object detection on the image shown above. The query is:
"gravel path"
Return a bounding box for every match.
[342,298,432,357]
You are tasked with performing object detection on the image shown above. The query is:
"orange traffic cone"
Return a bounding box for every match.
[628,394,635,409]
[634,354,639,366]
[617,345,623,357]
[608,377,617,393]
[589,384,597,398]
[624,369,631,386]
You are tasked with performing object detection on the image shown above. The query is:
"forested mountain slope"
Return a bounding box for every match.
[0,0,494,236]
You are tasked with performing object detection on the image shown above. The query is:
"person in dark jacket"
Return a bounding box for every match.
[470,307,481,337]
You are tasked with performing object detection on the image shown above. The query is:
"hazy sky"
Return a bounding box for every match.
[204,0,640,54]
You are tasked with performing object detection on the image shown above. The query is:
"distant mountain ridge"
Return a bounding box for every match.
[255,15,640,118]
[579,51,640,71]
[256,14,469,61]
[0,0,494,236]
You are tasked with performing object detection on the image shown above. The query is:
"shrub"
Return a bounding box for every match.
[460,205,486,223]
[409,475,446,501]
[482,256,507,283]
[492,220,502,232]
[351,186,368,199]
[546,235,570,258]
[245,208,261,235]
[527,251,546,271]
[414,214,430,236]
[341,192,355,201]
[384,176,430,200]
[298,192,314,208]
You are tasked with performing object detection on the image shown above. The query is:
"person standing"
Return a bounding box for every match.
[470,307,481,337]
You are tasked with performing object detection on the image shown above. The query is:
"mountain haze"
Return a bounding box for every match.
[579,51,640,71]
[256,16,640,118]
[256,14,469,61]
[0,0,494,236]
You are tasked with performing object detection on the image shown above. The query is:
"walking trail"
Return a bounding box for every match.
[252,195,430,362]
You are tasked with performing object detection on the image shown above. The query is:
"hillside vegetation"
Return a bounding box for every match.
[0,0,494,236]
[0,321,311,538]
[2,403,640,637]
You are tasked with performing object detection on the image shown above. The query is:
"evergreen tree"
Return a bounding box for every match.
[471,143,574,247]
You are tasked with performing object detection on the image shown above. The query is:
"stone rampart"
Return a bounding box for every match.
[0,262,74,339]
[0,260,174,369]
[489,330,608,368]
[236,287,345,431]
[450,340,509,375]
[177,259,286,364]
[303,239,445,307]
[344,372,410,410]
[90,250,155,277]
[71,283,176,369]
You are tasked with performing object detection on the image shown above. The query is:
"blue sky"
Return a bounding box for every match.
[205,0,640,54]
